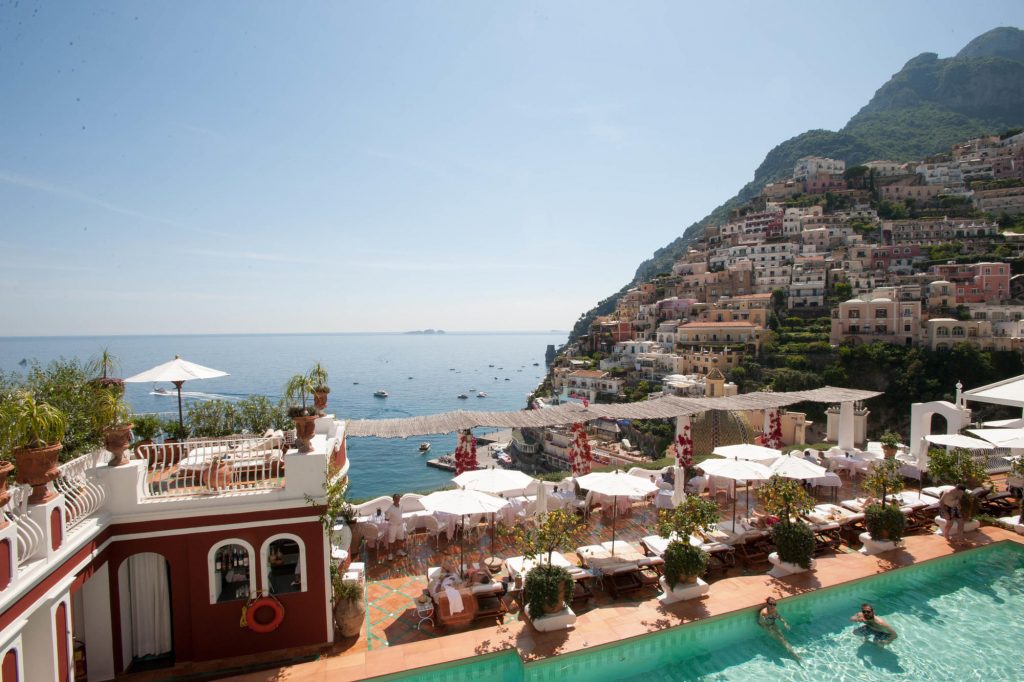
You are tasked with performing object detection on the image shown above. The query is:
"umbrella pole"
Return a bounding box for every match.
[460,515,466,578]
[746,483,750,522]
[173,380,185,432]
[732,481,737,533]
[611,495,617,556]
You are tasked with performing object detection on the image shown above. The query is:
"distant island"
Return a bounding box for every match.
[404,329,445,335]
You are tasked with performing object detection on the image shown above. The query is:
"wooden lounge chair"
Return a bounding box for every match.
[602,565,644,598]
[735,539,772,568]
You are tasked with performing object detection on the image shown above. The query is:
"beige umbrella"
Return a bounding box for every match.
[124,355,228,432]
[699,458,772,532]
[575,471,658,555]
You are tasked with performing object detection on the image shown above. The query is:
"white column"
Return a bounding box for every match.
[837,401,855,451]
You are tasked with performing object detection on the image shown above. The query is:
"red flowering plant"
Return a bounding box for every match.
[568,423,593,476]
[674,424,694,469]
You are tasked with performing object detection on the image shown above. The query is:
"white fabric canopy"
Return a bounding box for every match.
[982,418,1024,428]
[419,489,509,516]
[969,428,1024,445]
[712,443,781,463]
[127,553,173,658]
[769,454,827,480]
[699,458,773,481]
[574,471,659,497]
[452,469,535,496]
[963,374,1024,408]
[124,356,229,383]
[924,433,996,450]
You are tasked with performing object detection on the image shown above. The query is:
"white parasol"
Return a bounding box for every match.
[575,471,658,555]
[124,355,229,431]
[452,469,535,496]
[419,489,509,576]
[769,454,827,480]
[712,443,782,463]
[699,458,772,531]
[924,433,996,450]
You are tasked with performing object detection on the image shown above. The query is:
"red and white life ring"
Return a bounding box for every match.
[244,596,285,633]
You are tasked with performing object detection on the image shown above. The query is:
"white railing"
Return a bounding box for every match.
[138,435,286,498]
[3,484,44,568]
[55,451,107,532]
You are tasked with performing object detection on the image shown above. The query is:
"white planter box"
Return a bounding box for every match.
[933,517,980,535]
[998,516,1024,535]
[768,552,815,578]
[530,606,577,632]
[858,532,900,555]
[657,576,709,604]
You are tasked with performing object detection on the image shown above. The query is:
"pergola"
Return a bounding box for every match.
[345,386,881,438]
[962,374,1024,413]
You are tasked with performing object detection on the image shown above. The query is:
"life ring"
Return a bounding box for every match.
[244,596,285,633]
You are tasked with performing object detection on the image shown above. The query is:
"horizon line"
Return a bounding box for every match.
[0,330,571,340]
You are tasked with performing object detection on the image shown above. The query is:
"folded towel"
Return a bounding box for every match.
[444,586,464,614]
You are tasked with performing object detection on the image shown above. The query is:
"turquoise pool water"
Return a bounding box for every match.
[379,543,1024,681]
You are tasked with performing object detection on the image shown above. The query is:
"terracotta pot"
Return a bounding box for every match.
[542,582,568,615]
[882,445,897,460]
[0,461,14,520]
[104,423,134,466]
[334,598,365,638]
[202,460,233,491]
[14,443,62,504]
[293,415,317,453]
[313,389,330,412]
[134,439,155,469]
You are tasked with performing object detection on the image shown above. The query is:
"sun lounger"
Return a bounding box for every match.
[640,534,735,568]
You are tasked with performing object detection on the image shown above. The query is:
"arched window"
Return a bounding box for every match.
[261,534,307,594]
[209,540,256,604]
[952,327,965,337]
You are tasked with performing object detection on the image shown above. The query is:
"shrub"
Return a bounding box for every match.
[758,475,814,520]
[771,520,816,569]
[865,503,906,542]
[186,400,239,438]
[237,395,288,433]
[131,413,163,442]
[863,459,904,502]
[663,540,708,587]
[523,564,574,619]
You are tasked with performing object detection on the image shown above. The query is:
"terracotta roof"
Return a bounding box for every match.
[679,321,758,329]
[568,370,609,378]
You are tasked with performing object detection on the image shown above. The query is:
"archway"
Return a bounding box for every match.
[117,553,173,673]
[909,400,970,469]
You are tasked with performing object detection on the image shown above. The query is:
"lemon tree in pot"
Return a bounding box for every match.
[285,374,318,453]
[927,447,989,533]
[879,431,901,460]
[657,496,719,595]
[860,458,906,553]
[503,508,581,619]
[308,363,331,415]
[0,392,67,504]
[758,475,816,576]
[94,387,134,466]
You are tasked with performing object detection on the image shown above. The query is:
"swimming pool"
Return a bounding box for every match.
[377,542,1024,681]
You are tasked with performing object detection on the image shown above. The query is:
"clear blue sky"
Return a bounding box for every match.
[1,1,1020,335]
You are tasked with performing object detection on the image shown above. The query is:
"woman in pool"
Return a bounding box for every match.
[850,602,897,646]
[758,597,799,659]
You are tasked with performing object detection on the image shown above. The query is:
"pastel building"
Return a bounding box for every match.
[830,293,922,346]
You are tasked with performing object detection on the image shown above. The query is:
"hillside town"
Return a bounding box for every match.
[551,131,1024,404]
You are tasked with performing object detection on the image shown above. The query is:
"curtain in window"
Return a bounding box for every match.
[127,553,173,657]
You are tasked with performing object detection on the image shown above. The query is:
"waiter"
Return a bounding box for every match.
[386,493,407,561]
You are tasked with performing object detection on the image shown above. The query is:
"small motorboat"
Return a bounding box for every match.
[488,364,494,367]
[457,394,469,400]
[353,381,359,385]
[533,362,540,366]
[418,442,430,452]
[408,376,414,380]
[153,387,172,395]
[477,392,487,398]
[373,390,388,398]
[504,378,510,381]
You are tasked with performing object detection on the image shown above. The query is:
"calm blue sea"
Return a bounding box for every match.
[0,332,565,499]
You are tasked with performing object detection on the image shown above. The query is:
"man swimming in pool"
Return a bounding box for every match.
[758,596,800,659]
[850,602,897,646]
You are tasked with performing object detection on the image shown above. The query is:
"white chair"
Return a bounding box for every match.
[365,524,387,562]
[421,515,441,548]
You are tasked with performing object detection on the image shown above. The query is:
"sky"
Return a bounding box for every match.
[0,1,1021,336]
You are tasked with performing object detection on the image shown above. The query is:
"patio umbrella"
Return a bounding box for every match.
[534,482,549,516]
[124,355,228,432]
[968,428,1024,445]
[671,465,686,508]
[419,489,509,577]
[924,434,996,450]
[982,417,1024,428]
[452,469,534,496]
[574,471,658,556]
[712,443,782,463]
[769,454,827,480]
[698,458,772,532]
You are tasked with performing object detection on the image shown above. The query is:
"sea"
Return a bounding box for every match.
[0,332,566,500]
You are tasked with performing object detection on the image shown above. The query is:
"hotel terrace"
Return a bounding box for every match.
[2,379,1024,681]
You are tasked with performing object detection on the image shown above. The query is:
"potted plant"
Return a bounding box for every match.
[758,475,816,576]
[859,459,906,554]
[333,575,365,638]
[0,392,66,504]
[0,456,13,516]
[94,387,134,466]
[130,413,162,468]
[285,374,318,453]
[503,508,581,627]
[879,431,901,459]
[927,447,989,531]
[308,363,331,414]
[88,348,124,393]
[308,463,353,570]
[656,495,719,602]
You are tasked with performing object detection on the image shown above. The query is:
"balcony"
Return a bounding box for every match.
[137,434,287,498]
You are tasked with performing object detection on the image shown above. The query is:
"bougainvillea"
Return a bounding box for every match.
[568,422,593,476]
[674,423,694,469]
[454,429,478,475]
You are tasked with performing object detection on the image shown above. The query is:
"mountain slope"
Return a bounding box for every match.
[568,26,1024,344]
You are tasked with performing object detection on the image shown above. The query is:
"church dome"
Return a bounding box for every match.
[690,410,755,454]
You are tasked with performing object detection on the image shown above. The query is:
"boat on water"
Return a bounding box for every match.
[488,364,494,367]
[457,393,468,399]
[477,392,487,398]
[533,362,540,366]
[418,442,430,452]
[153,387,172,395]
[504,378,510,381]
[373,390,389,398]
